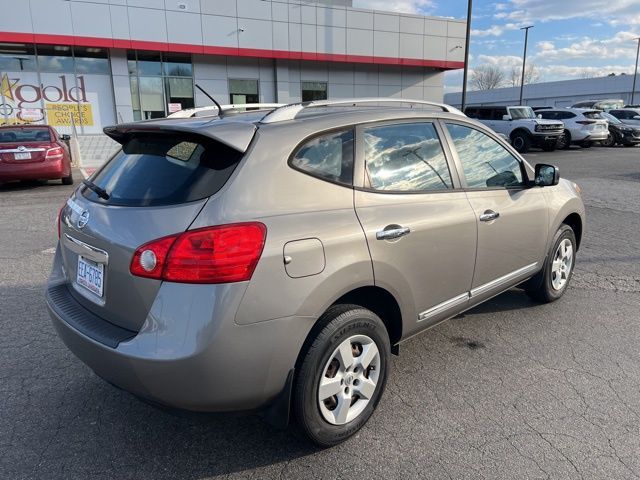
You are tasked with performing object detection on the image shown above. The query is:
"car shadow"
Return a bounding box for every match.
[2,283,540,478]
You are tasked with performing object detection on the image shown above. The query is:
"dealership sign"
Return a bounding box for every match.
[0,73,94,126]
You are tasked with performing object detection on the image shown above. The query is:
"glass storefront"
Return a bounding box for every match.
[127,51,194,120]
[0,43,115,134]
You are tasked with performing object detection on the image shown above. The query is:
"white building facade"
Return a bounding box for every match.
[0,0,466,136]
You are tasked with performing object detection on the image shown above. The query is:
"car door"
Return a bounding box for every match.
[353,120,478,335]
[441,121,549,302]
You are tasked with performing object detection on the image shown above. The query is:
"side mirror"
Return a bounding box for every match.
[502,115,512,121]
[61,134,71,141]
[534,163,560,187]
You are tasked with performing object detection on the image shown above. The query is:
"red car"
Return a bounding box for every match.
[0,125,73,185]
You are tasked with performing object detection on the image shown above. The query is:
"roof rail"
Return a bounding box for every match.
[168,103,285,118]
[260,98,465,124]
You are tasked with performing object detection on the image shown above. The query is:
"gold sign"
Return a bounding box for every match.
[45,102,94,127]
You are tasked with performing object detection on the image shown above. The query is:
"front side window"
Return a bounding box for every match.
[446,123,524,189]
[290,130,354,185]
[364,122,452,192]
[509,107,536,119]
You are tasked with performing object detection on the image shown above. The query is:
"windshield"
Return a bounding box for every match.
[509,107,536,120]
[601,112,621,124]
[0,127,51,143]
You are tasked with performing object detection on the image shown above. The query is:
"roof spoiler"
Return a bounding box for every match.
[104,121,257,153]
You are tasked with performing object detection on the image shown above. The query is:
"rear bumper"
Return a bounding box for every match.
[0,158,68,181]
[46,248,314,412]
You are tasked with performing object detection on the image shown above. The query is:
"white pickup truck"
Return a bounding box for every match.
[464,105,564,153]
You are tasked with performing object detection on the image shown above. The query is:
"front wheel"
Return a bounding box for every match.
[293,305,390,447]
[557,130,571,150]
[525,224,576,303]
[511,132,531,153]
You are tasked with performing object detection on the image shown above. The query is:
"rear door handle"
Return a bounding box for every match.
[376,226,411,240]
[479,210,500,222]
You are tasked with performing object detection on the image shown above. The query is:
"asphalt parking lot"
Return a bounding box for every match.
[1,145,639,479]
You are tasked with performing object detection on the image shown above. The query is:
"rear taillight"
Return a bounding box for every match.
[576,120,595,125]
[46,146,64,161]
[130,223,266,284]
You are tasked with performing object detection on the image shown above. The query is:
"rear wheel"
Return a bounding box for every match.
[511,132,531,153]
[525,224,576,303]
[601,133,616,147]
[557,130,571,150]
[293,305,390,447]
[61,171,74,185]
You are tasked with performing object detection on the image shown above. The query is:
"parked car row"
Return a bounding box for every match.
[464,102,640,152]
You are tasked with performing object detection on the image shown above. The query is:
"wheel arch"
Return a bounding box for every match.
[510,127,532,140]
[562,212,583,250]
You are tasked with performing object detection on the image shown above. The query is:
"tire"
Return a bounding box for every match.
[580,141,592,148]
[293,304,390,447]
[525,224,577,303]
[557,130,571,150]
[601,133,616,147]
[61,171,74,185]
[511,132,531,153]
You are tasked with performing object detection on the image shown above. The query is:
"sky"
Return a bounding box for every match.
[353,0,640,94]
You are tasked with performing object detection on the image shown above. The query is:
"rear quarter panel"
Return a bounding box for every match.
[189,125,375,326]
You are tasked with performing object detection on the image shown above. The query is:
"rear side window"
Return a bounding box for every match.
[82,134,242,206]
[364,122,452,192]
[538,111,557,120]
[582,111,602,119]
[290,129,354,185]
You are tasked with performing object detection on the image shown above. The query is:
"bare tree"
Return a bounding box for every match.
[508,63,541,87]
[470,65,505,90]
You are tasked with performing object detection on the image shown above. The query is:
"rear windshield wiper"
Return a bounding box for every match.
[82,179,110,200]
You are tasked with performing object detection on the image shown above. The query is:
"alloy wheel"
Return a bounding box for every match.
[318,334,381,425]
[551,238,573,290]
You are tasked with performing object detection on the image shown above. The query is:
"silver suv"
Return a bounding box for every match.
[47,99,585,446]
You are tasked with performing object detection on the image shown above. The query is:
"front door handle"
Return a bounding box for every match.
[479,210,500,222]
[376,226,411,240]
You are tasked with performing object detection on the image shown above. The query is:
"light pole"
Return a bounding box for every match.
[519,25,534,105]
[460,0,473,110]
[631,37,640,105]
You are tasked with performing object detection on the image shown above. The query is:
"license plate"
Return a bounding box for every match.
[14,152,31,160]
[77,256,104,297]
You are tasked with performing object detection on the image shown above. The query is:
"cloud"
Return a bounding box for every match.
[352,0,435,14]
[496,0,640,27]
[531,31,640,62]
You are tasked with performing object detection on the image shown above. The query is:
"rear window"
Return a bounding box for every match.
[81,134,242,207]
[0,128,51,143]
[582,111,603,119]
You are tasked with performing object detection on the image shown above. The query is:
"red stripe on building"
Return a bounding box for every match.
[0,31,464,70]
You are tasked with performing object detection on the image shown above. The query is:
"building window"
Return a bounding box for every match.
[127,51,194,120]
[229,79,259,104]
[301,82,327,102]
[74,47,109,75]
[0,43,37,72]
[36,45,74,73]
